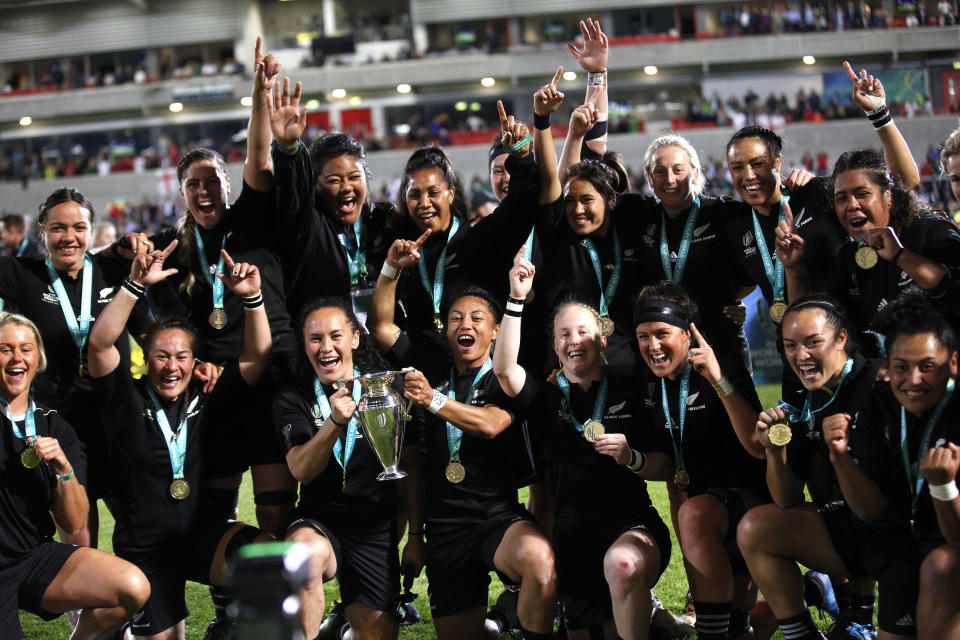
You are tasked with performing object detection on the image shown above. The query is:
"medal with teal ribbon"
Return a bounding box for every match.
[444,358,491,483]
[194,227,230,330]
[338,217,367,286]
[777,357,854,441]
[659,198,700,283]
[45,254,92,376]
[417,218,460,333]
[661,361,692,490]
[752,195,789,323]
[313,367,362,490]
[580,228,621,336]
[146,387,190,500]
[901,377,955,532]
[1,396,39,468]
[556,371,608,443]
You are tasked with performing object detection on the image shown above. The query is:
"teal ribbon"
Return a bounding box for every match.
[146,388,189,482]
[522,227,535,261]
[44,254,93,353]
[777,357,854,439]
[661,361,692,470]
[193,227,229,312]
[659,198,700,282]
[751,195,789,305]
[417,218,460,321]
[556,371,608,434]
[445,358,492,463]
[901,377,956,516]
[338,216,367,285]
[0,395,36,445]
[313,367,362,474]
[580,227,622,318]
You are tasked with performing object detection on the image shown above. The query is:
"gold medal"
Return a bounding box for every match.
[768,422,793,447]
[208,308,228,330]
[854,245,878,269]
[673,468,690,491]
[583,420,605,443]
[445,462,465,484]
[169,478,191,500]
[20,447,39,469]
[599,316,615,338]
[769,301,787,324]
[433,313,444,334]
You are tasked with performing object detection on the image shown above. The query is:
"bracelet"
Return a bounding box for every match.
[930,481,960,502]
[712,377,735,399]
[57,468,75,483]
[275,139,301,154]
[330,416,349,428]
[427,389,448,414]
[627,449,647,473]
[120,278,145,301]
[533,113,551,130]
[506,134,532,154]
[584,119,608,141]
[408,529,424,536]
[507,296,526,305]
[242,292,264,309]
[892,247,905,267]
[505,300,524,315]
[866,104,892,130]
[380,262,399,280]
[586,70,607,87]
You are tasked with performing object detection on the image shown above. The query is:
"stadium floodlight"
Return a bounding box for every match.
[331,88,347,99]
[454,101,468,111]
[563,71,577,81]
[169,102,184,113]
[348,96,361,105]
[19,116,32,126]
[644,65,658,75]
[480,77,496,88]
[397,83,412,94]
[803,55,816,65]
[306,99,320,110]
[240,96,253,107]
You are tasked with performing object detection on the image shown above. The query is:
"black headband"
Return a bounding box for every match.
[489,142,508,167]
[633,300,691,329]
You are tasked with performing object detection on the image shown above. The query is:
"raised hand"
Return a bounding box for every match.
[775,199,806,269]
[508,245,536,300]
[864,226,903,262]
[568,90,601,138]
[218,250,261,298]
[722,303,747,328]
[329,386,357,425]
[497,100,531,157]
[822,413,852,459]
[756,405,790,451]
[568,18,608,73]
[534,67,565,117]
[687,322,723,385]
[386,230,431,270]
[253,35,281,95]
[130,239,179,286]
[403,369,435,407]
[843,61,886,112]
[267,76,307,149]
[920,442,960,487]
[192,361,224,394]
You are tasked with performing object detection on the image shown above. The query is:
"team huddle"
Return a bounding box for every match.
[5,20,960,640]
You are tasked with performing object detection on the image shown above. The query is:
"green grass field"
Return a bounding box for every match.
[21,384,830,639]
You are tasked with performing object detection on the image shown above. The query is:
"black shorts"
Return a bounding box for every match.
[0,541,77,638]
[287,516,400,614]
[425,501,532,618]
[559,504,671,630]
[204,373,286,478]
[118,519,238,636]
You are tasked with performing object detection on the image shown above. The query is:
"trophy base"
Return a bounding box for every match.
[377,466,407,481]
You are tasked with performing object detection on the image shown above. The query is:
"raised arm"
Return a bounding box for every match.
[688,323,764,459]
[245,36,282,191]
[367,231,431,351]
[566,18,609,158]
[403,369,512,439]
[218,250,272,386]
[530,69,565,203]
[844,61,920,190]
[87,241,179,379]
[921,443,960,542]
[492,248,531,396]
[756,406,806,506]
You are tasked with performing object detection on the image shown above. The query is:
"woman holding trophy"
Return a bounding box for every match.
[275,297,420,640]
[367,237,558,640]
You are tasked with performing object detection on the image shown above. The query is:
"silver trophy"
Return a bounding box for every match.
[338,370,412,481]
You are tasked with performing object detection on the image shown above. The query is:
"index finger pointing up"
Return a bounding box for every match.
[689,322,709,348]
[220,249,236,273]
[551,66,564,88]
[782,198,794,231]
[413,229,432,249]
[497,100,508,131]
[843,60,858,82]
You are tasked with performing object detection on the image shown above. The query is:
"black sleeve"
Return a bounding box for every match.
[271,143,317,236]
[92,254,153,335]
[49,411,88,488]
[511,373,559,420]
[227,180,279,241]
[382,330,447,383]
[89,365,137,438]
[478,372,517,424]
[850,388,896,489]
[0,256,23,300]
[206,363,251,416]
[273,384,317,453]
[150,228,178,253]
[906,214,960,267]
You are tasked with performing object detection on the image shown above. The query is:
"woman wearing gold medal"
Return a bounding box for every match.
[368,238,558,640]
[632,281,766,640]
[493,251,674,639]
[86,244,273,639]
[275,297,420,640]
[0,312,151,639]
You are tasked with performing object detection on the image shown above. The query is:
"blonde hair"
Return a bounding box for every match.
[0,312,47,372]
[643,134,706,198]
[552,301,604,338]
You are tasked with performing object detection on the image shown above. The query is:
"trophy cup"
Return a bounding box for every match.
[343,370,411,481]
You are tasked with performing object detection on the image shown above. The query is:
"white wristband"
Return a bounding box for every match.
[505,301,524,313]
[427,389,448,414]
[929,481,960,502]
[380,262,399,280]
[627,449,646,473]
